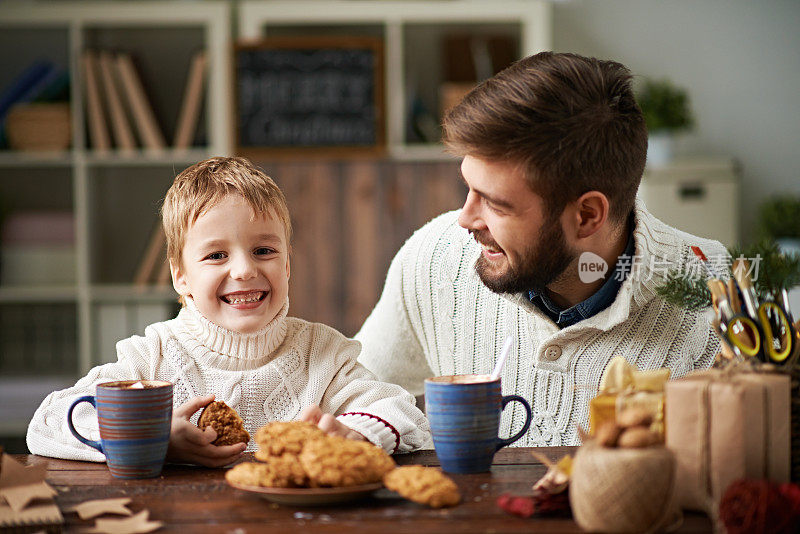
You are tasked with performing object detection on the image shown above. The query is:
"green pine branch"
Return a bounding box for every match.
[656,271,712,311]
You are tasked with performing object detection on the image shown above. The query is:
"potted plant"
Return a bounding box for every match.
[636,79,693,166]
[758,195,800,255]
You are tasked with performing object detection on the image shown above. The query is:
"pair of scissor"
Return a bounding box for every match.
[693,246,795,364]
[730,259,795,365]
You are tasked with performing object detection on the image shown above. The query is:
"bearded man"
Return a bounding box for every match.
[356,52,725,446]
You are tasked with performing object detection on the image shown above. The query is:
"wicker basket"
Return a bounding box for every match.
[6,103,71,151]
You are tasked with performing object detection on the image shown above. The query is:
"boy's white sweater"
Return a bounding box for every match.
[356,200,726,446]
[27,299,430,461]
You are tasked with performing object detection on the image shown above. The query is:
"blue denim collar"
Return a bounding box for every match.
[528,230,635,328]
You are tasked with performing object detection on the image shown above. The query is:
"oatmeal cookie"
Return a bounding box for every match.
[299,435,395,487]
[383,466,461,508]
[224,459,304,488]
[255,421,326,458]
[197,401,249,446]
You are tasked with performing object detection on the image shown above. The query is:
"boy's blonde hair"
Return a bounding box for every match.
[161,156,292,268]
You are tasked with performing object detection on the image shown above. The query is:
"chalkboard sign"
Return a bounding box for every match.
[234,36,385,156]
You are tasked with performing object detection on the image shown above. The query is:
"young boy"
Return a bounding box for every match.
[27,157,430,467]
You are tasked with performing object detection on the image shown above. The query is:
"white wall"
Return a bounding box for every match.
[552,0,800,244]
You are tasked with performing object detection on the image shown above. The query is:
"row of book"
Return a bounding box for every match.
[0,60,70,148]
[83,49,207,152]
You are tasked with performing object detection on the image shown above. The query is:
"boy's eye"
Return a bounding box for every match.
[254,247,276,256]
[205,252,226,261]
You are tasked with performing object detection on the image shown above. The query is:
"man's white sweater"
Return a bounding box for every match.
[356,200,725,446]
[27,299,430,461]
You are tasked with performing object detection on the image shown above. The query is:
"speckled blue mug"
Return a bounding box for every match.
[67,380,173,479]
[425,374,532,474]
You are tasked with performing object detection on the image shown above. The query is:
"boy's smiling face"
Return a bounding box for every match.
[170,193,290,334]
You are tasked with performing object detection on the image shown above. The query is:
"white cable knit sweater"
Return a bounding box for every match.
[356,199,725,447]
[27,298,430,462]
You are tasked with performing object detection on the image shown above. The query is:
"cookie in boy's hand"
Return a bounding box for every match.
[197,401,250,446]
[383,465,461,508]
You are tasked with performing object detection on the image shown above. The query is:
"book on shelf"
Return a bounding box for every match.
[133,224,168,287]
[173,50,207,149]
[0,60,70,148]
[82,51,111,152]
[115,53,166,151]
[97,50,136,151]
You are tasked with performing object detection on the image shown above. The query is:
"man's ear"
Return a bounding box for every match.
[170,259,190,297]
[575,191,610,239]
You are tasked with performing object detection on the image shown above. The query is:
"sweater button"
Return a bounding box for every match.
[543,345,562,361]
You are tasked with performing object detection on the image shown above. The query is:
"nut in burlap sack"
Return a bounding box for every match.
[570,442,680,533]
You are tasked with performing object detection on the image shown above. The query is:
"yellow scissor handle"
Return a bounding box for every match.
[726,316,761,358]
[758,302,793,363]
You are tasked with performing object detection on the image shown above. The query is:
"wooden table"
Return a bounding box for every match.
[19,447,713,533]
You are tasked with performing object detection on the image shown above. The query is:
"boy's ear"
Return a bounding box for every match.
[285,251,291,280]
[170,259,190,297]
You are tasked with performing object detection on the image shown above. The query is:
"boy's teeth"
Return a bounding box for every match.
[227,292,262,304]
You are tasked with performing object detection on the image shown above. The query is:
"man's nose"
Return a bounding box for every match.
[458,191,483,230]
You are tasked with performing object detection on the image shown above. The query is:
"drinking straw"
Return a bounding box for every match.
[490,336,514,381]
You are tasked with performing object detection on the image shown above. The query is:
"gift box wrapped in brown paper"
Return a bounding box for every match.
[665,369,790,515]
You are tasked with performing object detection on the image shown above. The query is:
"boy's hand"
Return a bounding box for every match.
[167,395,246,467]
[298,405,367,442]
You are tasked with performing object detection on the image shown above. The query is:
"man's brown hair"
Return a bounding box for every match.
[442,51,647,224]
[161,156,291,269]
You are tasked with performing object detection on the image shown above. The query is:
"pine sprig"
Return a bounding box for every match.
[729,240,800,296]
[656,271,712,311]
[656,239,800,311]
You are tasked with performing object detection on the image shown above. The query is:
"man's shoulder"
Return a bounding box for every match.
[635,202,728,264]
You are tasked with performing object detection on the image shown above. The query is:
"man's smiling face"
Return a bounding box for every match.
[457,155,576,294]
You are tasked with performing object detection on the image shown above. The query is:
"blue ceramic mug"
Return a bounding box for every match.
[67,380,173,479]
[425,374,532,474]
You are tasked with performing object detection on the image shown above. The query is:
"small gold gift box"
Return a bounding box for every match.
[589,357,670,438]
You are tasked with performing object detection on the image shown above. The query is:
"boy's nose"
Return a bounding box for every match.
[229,255,257,280]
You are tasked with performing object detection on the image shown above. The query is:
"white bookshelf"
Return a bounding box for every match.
[0,1,231,436]
[237,0,552,160]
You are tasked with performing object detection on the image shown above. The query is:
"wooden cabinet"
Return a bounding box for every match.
[0,1,230,436]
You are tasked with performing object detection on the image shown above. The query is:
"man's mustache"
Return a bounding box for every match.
[470,229,501,250]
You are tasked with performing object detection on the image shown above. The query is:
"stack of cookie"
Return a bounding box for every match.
[225,421,461,508]
[226,421,394,488]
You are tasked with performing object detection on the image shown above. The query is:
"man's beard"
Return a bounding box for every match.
[473,215,576,295]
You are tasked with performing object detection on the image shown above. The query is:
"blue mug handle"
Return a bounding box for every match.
[67,395,103,453]
[496,394,532,450]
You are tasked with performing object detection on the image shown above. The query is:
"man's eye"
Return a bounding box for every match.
[482,197,503,213]
[205,252,226,260]
[254,247,276,256]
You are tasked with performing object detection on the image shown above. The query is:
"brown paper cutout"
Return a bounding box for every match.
[0,454,48,489]
[0,481,57,512]
[89,510,163,534]
[65,497,134,520]
[0,453,63,529]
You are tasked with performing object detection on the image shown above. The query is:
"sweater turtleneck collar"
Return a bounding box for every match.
[178,296,289,364]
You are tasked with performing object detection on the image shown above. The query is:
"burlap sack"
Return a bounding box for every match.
[570,442,679,533]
